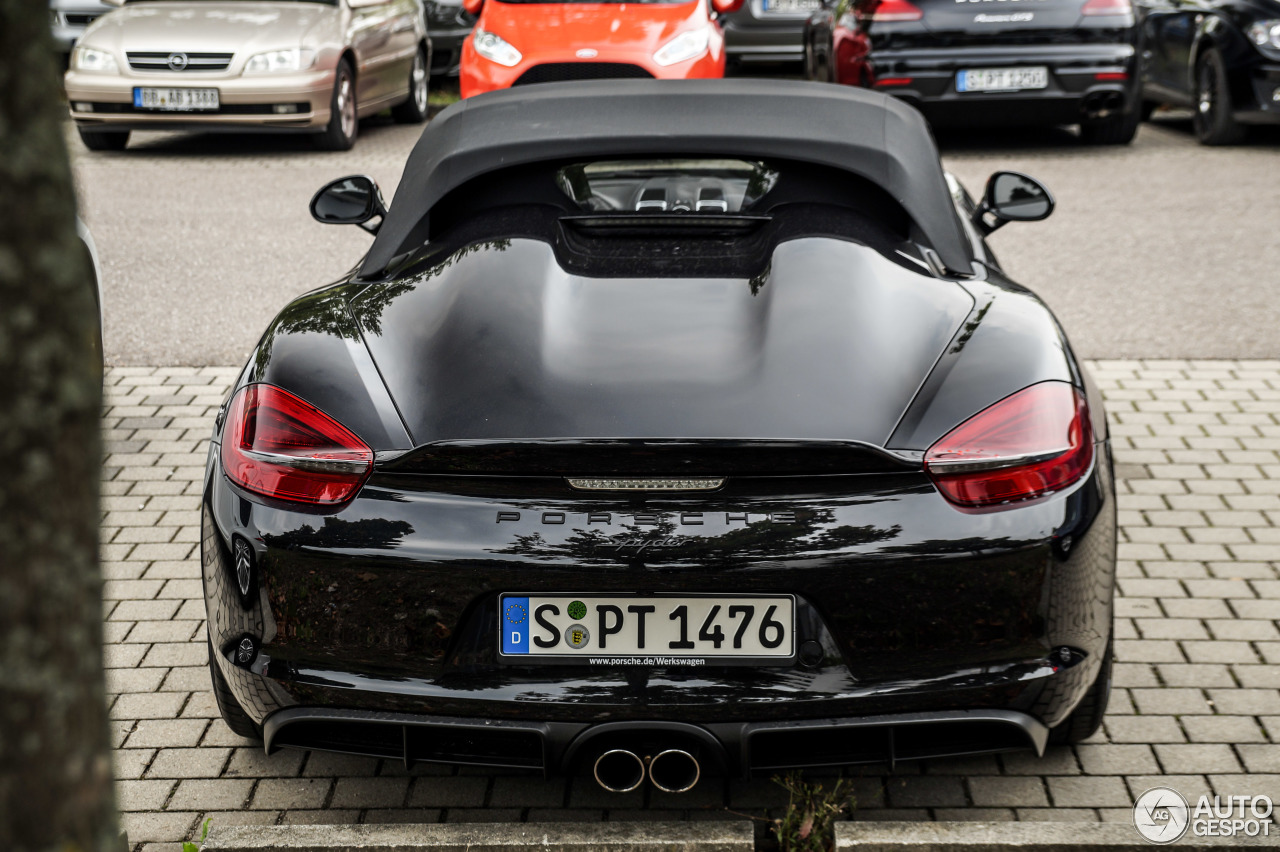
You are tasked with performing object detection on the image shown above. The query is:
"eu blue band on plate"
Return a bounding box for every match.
[133,88,143,107]
[502,597,530,654]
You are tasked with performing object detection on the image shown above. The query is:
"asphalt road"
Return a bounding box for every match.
[70,106,1280,366]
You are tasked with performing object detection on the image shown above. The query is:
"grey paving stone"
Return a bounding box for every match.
[117,778,176,811]
[146,747,232,780]
[967,776,1048,808]
[1047,776,1132,807]
[1182,716,1268,743]
[1154,744,1243,774]
[224,747,305,779]
[884,776,966,808]
[1075,744,1160,776]
[361,809,445,824]
[249,778,331,810]
[407,776,490,808]
[167,778,255,811]
[329,776,411,809]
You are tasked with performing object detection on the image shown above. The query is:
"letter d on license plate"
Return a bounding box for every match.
[499,594,796,665]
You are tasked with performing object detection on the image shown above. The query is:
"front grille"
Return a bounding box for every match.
[82,102,309,116]
[513,62,652,86]
[127,52,234,72]
[65,13,100,25]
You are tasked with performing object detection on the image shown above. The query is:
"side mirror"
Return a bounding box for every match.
[712,0,744,11]
[310,175,387,234]
[972,171,1054,235]
[462,0,483,15]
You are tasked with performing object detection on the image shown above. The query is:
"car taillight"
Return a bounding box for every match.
[924,382,1093,508]
[869,0,923,21]
[220,384,373,505]
[1081,0,1130,15]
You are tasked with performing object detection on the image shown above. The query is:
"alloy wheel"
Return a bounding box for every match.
[338,75,356,141]
[1196,62,1215,130]
[412,51,428,115]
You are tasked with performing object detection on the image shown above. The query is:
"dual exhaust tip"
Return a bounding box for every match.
[593,747,701,794]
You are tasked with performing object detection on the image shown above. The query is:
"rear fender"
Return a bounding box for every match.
[887,268,1080,452]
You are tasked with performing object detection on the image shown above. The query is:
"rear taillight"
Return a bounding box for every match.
[869,0,923,21]
[1081,0,1131,16]
[924,382,1093,508]
[220,384,373,505]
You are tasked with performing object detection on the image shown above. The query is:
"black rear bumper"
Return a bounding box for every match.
[871,43,1138,125]
[263,705,1048,777]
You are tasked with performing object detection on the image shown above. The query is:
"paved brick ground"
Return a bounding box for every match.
[100,361,1280,850]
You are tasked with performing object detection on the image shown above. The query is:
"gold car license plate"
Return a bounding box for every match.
[498,594,796,665]
[133,87,219,111]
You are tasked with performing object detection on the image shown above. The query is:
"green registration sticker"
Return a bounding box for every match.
[568,600,587,620]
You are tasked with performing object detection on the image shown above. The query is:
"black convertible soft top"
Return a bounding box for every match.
[360,79,974,277]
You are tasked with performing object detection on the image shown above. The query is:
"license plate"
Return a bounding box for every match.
[956,67,1048,93]
[498,594,796,665]
[762,0,821,13]
[133,87,219,111]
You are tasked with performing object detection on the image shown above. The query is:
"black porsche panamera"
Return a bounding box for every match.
[202,80,1116,793]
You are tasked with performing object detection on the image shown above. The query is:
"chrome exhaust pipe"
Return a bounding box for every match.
[593,748,645,793]
[648,748,700,793]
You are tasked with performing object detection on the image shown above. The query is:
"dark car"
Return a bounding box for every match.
[203,80,1116,791]
[720,0,823,69]
[424,0,476,76]
[1135,0,1280,143]
[804,0,1143,143]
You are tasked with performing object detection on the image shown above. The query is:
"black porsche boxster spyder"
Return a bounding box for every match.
[203,80,1115,793]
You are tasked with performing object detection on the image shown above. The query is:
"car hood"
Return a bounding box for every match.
[480,0,705,54]
[353,238,974,448]
[81,1,334,55]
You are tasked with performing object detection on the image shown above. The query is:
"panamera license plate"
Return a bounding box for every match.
[133,87,219,111]
[498,594,796,665]
[956,67,1048,92]
[762,0,821,13]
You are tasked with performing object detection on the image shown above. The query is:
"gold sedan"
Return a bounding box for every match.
[64,0,430,150]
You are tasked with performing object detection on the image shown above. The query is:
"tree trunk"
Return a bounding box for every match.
[0,0,118,848]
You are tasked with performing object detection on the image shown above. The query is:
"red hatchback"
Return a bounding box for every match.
[460,0,740,97]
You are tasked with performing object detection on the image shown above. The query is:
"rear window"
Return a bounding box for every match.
[556,159,779,215]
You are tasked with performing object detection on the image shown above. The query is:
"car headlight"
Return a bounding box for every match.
[1248,20,1280,59]
[72,46,118,73]
[243,48,316,74]
[473,29,521,67]
[653,27,710,67]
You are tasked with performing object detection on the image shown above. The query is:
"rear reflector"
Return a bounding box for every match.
[1081,0,1131,15]
[221,384,373,505]
[868,0,923,21]
[1094,72,1129,81]
[874,77,914,87]
[924,382,1093,508]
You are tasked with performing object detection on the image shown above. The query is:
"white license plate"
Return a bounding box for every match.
[762,0,821,13]
[133,87,219,111]
[956,67,1048,93]
[498,594,795,664]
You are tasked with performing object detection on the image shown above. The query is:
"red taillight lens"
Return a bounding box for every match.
[220,384,373,505]
[868,0,923,21]
[1081,0,1130,15]
[924,382,1094,508]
